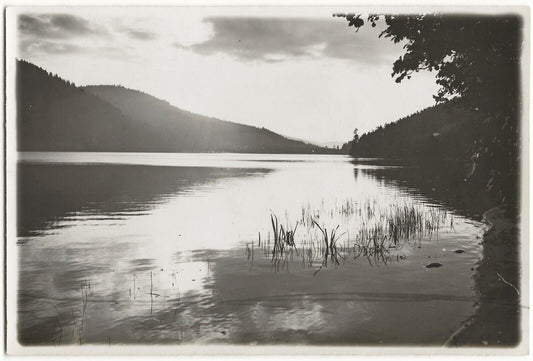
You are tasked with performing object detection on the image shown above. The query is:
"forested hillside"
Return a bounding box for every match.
[17,59,324,153]
[83,85,324,153]
[350,101,482,160]
[17,59,142,151]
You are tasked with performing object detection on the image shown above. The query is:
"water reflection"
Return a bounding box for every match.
[18,163,270,237]
[352,158,496,220]
[17,153,485,345]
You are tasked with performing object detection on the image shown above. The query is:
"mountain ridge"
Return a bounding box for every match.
[17,59,331,154]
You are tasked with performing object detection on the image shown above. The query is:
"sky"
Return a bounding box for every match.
[12,7,439,146]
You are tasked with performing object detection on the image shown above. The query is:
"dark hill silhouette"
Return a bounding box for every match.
[17,59,145,151]
[347,101,483,161]
[346,101,518,206]
[83,85,323,153]
[17,59,325,153]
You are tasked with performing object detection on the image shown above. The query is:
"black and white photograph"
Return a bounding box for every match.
[4,3,530,355]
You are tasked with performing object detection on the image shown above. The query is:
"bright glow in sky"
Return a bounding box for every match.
[12,7,439,145]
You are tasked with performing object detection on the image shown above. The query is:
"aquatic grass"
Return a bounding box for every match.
[74,277,91,345]
[351,203,450,264]
[270,213,299,261]
[52,307,64,346]
[250,201,453,272]
[312,220,345,275]
[270,213,284,260]
[351,222,391,266]
[385,204,425,245]
[245,242,254,271]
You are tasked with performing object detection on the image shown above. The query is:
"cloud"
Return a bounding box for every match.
[19,39,132,60]
[186,17,403,64]
[18,13,105,39]
[126,29,157,40]
[19,39,83,56]
[18,13,133,59]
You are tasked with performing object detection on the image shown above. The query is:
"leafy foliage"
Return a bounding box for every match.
[335,13,523,204]
[334,13,523,113]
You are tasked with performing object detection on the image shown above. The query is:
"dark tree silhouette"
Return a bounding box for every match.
[334,13,523,114]
[353,128,359,143]
[336,13,524,204]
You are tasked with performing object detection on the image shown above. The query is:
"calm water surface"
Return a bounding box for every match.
[17,152,485,345]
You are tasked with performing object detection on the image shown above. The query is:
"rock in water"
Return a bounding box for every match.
[426,262,443,268]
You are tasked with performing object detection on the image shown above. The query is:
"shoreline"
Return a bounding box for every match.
[446,205,521,347]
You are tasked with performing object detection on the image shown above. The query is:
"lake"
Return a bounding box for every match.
[16,152,486,345]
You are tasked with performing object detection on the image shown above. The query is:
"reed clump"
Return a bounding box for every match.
[353,223,389,262]
[251,202,453,273]
[270,214,298,259]
[311,221,345,275]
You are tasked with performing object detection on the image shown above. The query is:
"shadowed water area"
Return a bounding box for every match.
[17,152,486,345]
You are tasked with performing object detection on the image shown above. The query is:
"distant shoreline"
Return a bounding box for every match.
[15,150,347,155]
